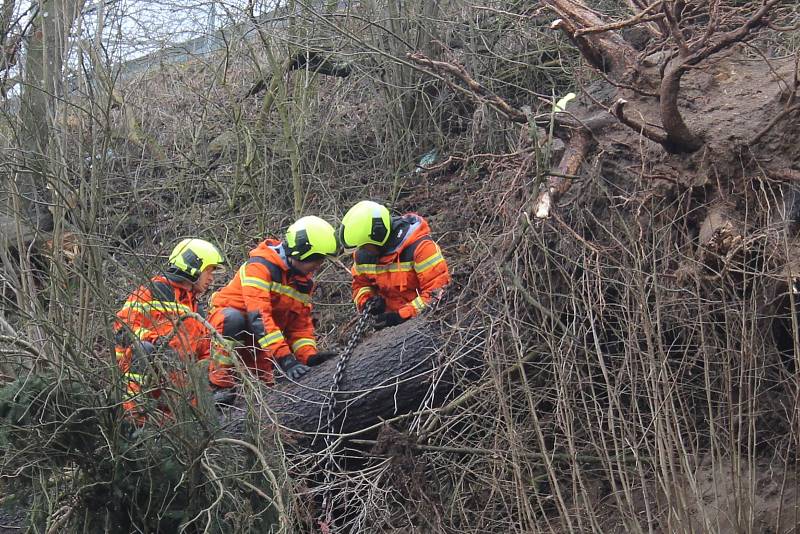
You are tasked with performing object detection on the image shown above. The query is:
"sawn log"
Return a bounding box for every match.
[228,317,441,447]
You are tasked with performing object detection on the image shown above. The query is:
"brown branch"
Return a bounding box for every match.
[551,17,610,72]
[658,62,703,153]
[533,128,593,219]
[542,0,636,76]
[627,0,668,37]
[611,99,668,145]
[750,103,800,145]
[684,0,783,65]
[756,167,800,184]
[627,0,649,10]
[596,67,660,98]
[350,439,649,465]
[662,1,689,57]
[406,52,527,123]
[767,20,800,32]
[574,1,665,38]
[697,0,720,49]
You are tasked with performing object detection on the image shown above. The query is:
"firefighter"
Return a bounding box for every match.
[114,238,226,421]
[207,216,339,389]
[338,200,450,328]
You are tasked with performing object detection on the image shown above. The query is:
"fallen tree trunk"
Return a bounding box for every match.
[228,317,443,448]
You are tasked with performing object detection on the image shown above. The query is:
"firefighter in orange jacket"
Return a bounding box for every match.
[339,201,450,328]
[114,238,225,419]
[207,216,339,388]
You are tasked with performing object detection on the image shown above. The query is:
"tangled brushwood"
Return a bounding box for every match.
[0,363,291,532]
[1,0,800,532]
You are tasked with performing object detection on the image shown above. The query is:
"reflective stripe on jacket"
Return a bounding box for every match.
[351,214,450,319]
[209,239,318,363]
[114,275,211,372]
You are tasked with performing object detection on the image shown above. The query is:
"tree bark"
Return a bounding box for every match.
[15,0,85,233]
[543,0,636,76]
[659,61,704,153]
[228,318,443,448]
[534,129,593,219]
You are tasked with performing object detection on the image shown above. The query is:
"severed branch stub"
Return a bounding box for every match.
[407,52,527,124]
[551,18,609,73]
[542,0,636,76]
[533,129,592,219]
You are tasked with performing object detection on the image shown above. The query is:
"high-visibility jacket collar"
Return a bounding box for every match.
[150,275,196,305]
[381,214,428,257]
[250,239,288,268]
[267,241,303,276]
[249,239,313,285]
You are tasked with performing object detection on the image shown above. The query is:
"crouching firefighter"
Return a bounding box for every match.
[339,201,451,328]
[207,216,339,390]
[114,238,227,423]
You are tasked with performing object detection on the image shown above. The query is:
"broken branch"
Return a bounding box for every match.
[406,52,527,123]
[543,0,636,76]
[611,99,668,144]
[533,128,592,219]
[574,1,665,38]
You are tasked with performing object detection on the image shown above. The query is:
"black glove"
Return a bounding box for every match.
[374,311,405,329]
[306,351,338,367]
[276,354,310,380]
[365,295,386,315]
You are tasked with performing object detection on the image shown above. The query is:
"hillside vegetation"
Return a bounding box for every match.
[1,0,799,532]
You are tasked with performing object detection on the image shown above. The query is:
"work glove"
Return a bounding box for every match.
[374,311,405,330]
[364,295,386,315]
[306,351,338,367]
[276,354,310,380]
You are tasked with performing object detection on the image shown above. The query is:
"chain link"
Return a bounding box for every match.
[319,299,376,531]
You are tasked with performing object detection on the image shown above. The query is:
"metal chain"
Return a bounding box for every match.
[319,299,376,532]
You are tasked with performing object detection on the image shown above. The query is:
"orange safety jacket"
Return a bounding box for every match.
[351,214,450,319]
[209,239,319,364]
[114,275,211,372]
[114,275,211,423]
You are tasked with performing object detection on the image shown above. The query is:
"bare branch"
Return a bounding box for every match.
[533,128,593,219]
[656,0,783,153]
[551,17,610,72]
[611,98,668,145]
[542,0,637,75]
[574,2,665,38]
[406,52,527,123]
[662,1,690,57]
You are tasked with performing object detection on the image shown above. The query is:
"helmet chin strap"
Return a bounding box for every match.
[165,267,197,284]
[276,242,301,274]
[286,255,303,275]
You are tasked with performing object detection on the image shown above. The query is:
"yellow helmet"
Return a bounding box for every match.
[168,238,224,282]
[339,201,391,248]
[284,216,339,261]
